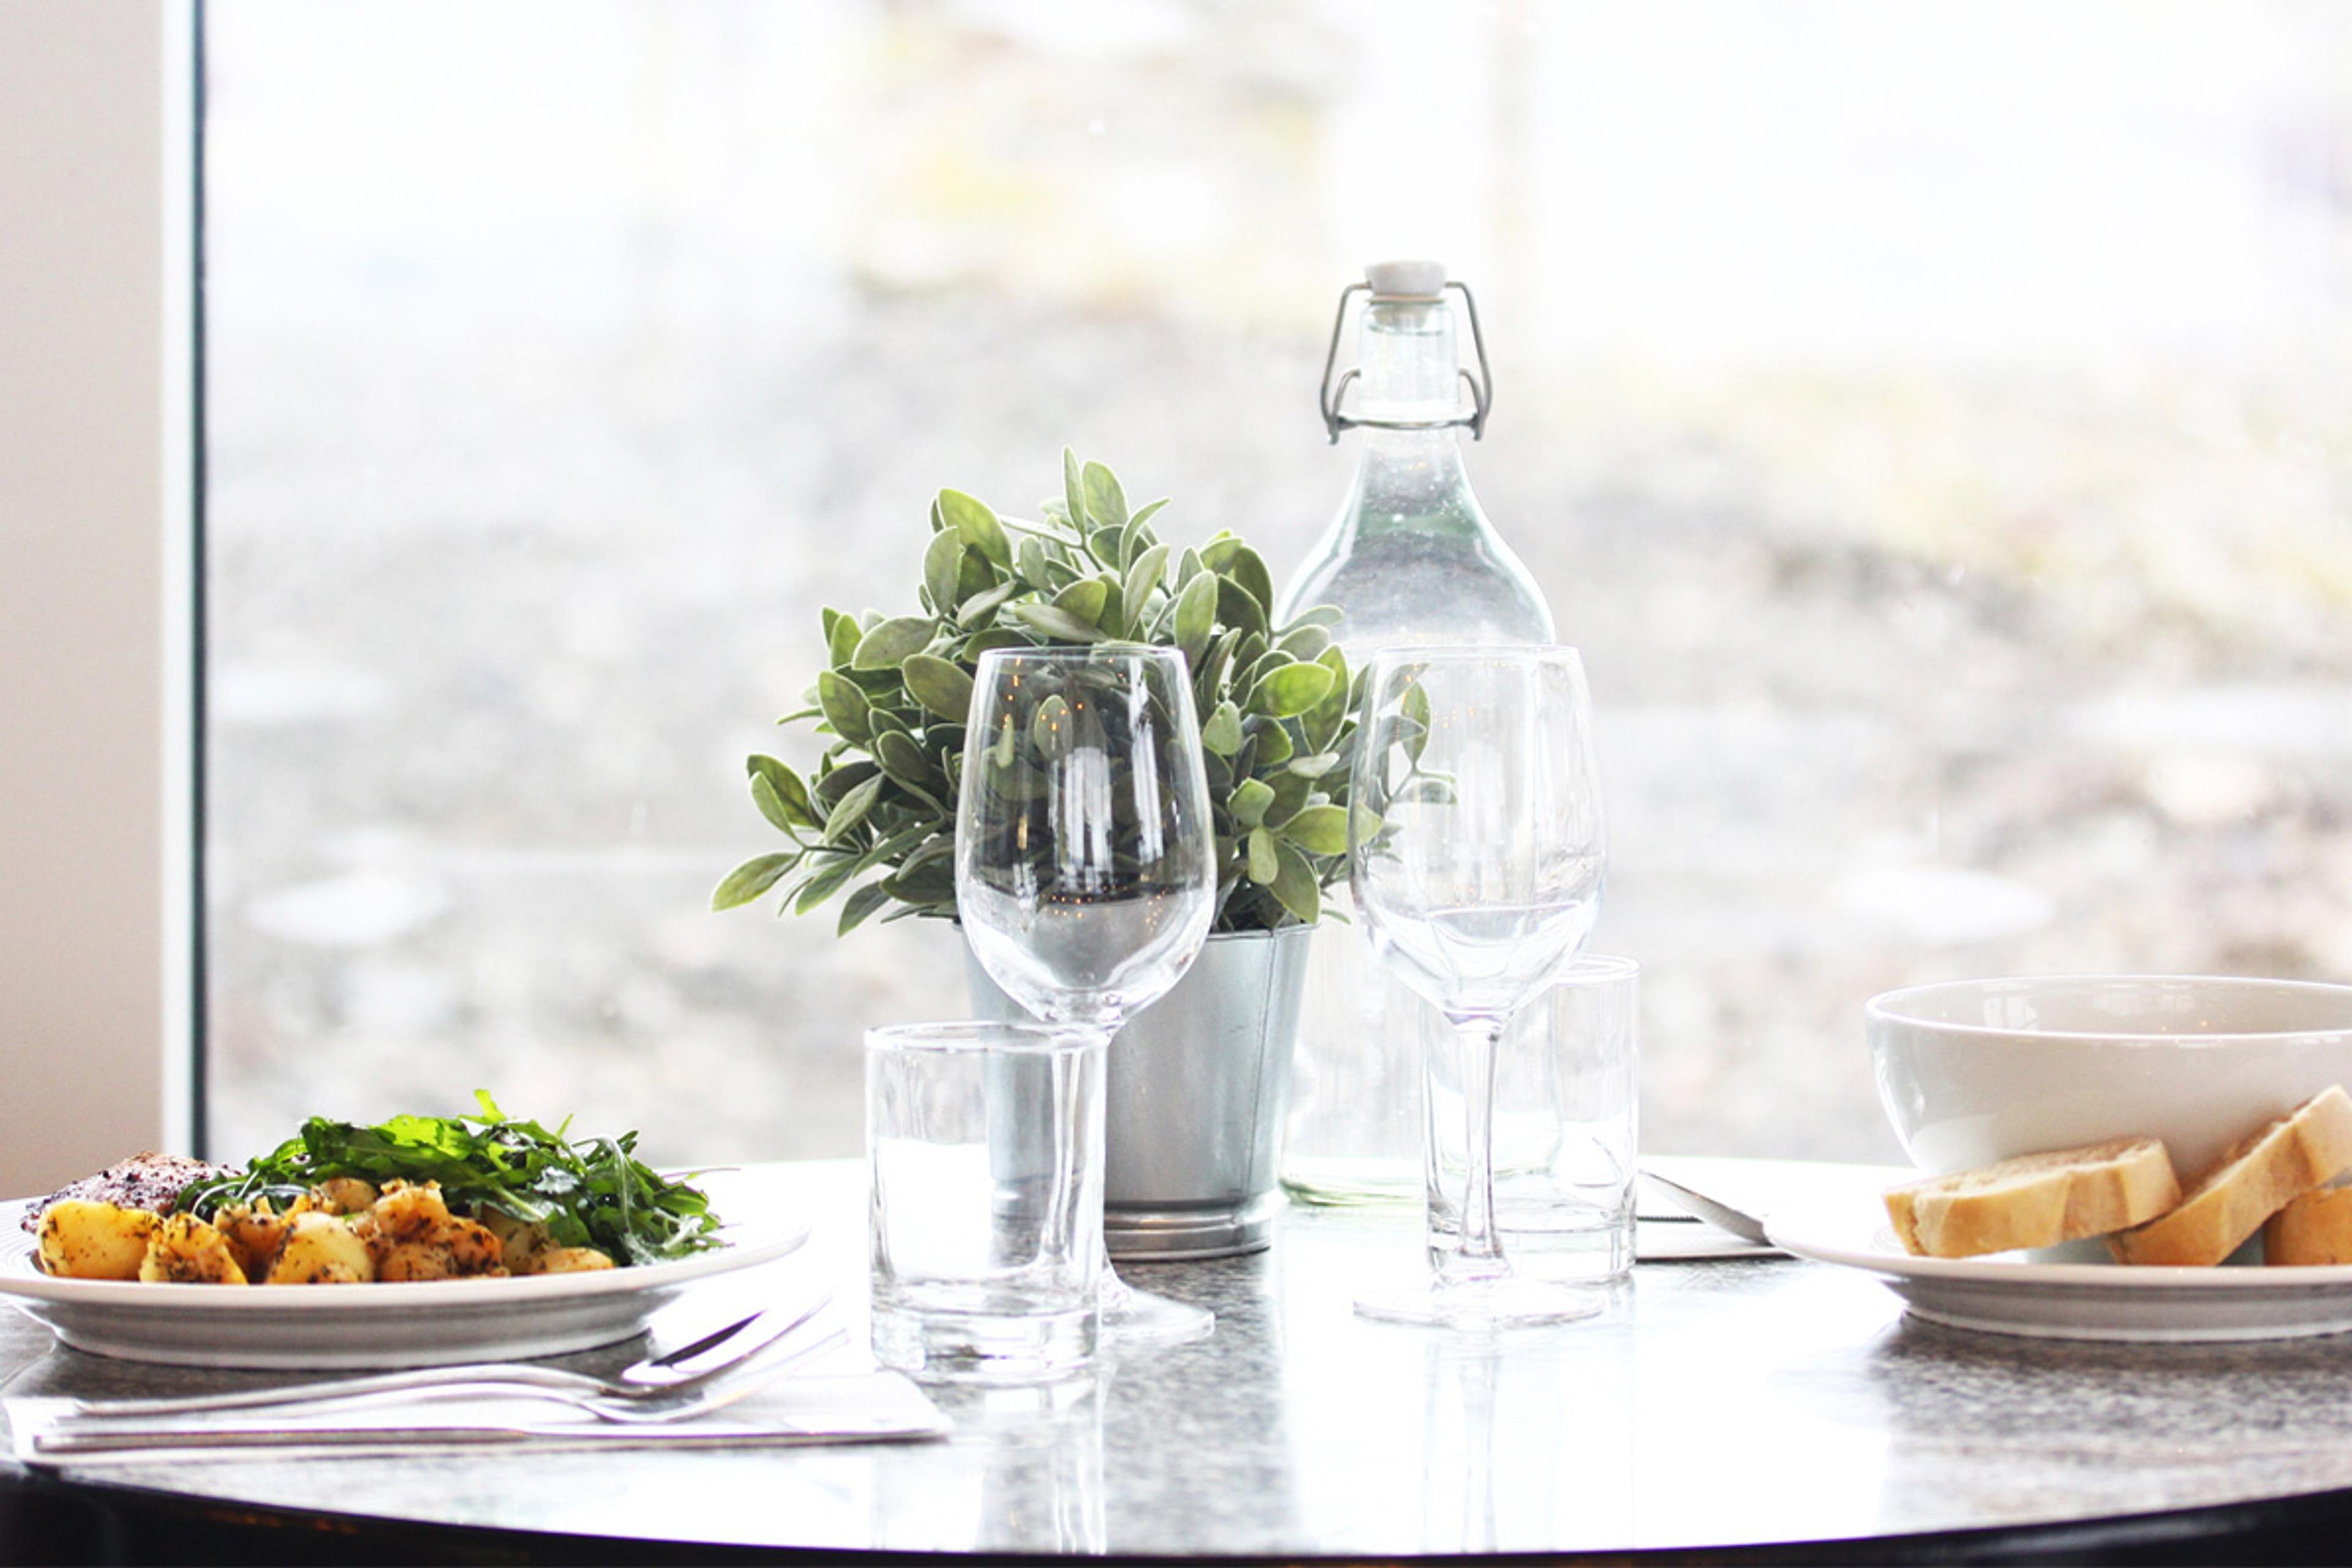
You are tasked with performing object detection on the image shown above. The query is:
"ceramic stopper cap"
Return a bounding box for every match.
[1365,258,1446,300]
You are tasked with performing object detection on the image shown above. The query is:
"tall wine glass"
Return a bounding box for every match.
[1348,646,1608,1328]
[957,645,1219,1346]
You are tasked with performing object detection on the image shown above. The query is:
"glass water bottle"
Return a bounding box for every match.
[1277,259,1555,1204]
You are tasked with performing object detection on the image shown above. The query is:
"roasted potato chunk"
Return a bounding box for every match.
[263,1212,374,1284]
[360,1183,507,1281]
[138,1215,248,1284]
[313,1177,378,1216]
[36,1199,157,1280]
[521,1246,614,1275]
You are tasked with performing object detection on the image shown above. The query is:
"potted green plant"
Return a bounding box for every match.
[717,451,1357,1257]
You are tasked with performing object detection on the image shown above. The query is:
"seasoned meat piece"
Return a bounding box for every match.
[21,1153,226,1234]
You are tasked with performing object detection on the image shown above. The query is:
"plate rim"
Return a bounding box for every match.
[1766,1196,2352,1292]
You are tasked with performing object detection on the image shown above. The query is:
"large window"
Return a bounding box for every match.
[207,1,2352,1167]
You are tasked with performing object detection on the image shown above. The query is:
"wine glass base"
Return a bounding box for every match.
[1354,1274,1607,1330]
[1103,1278,1214,1347]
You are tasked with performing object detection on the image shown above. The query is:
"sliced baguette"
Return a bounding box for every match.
[2109,1086,2352,1267]
[1883,1137,2181,1259]
[2263,1185,2352,1266]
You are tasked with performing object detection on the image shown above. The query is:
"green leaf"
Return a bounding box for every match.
[937,488,1013,567]
[960,627,1027,659]
[1287,750,1343,778]
[853,616,937,670]
[957,579,1020,627]
[1276,625,1332,663]
[1402,679,1431,764]
[711,851,796,911]
[1283,605,1346,631]
[750,772,799,835]
[1129,497,1170,534]
[826,608,862,668]
[793,853,861,913]
[1193,630,1237,715]
[1227,547,1275,622]
[1086,525,1124,568]
[812,759,877,805]
[955,546,998,603]
[1030,693,1072,758]
[1017,535,1054,590]
[923,530,967,617]
[1232,778,1275,828]
[873,729,936,792]
[1173,571,1218,668]
[1175,547,1204,587]
[1052,578,1109,627]
[1268,839,1321,924]
[1200,535,1242,572]
[902,654,976,722]
[1248,662,1336,718]
[816,669,872,743]
[746,755,818,829]
[1201,700,1245,756]
[883,854,957,907]
[1002,602,1110,644]
[1216,575,1268,636]
[1063,448,1088,533]
[837,880,893,936]
[1254,721,1294,766]
[1081,460,1128,530]
[1121,544,1169,631]
[822,774,884,843]
[1264,772,1315,827]
[1281,804,1349,856]
[1246,826,1279,884]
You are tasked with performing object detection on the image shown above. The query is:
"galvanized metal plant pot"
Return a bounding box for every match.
[963,924,1314,1261]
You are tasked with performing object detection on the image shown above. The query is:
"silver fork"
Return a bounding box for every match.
[57,1291,835,1422]
[36,1316,854,1453]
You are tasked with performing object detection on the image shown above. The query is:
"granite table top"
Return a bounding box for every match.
[10,1159,2352,1559]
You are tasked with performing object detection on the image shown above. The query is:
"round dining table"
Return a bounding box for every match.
[6,1159,2352,1564]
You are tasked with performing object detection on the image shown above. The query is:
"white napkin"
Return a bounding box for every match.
[6,1372,948,1467]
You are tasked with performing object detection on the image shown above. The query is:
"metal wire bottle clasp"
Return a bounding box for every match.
[1316,279,1494,445]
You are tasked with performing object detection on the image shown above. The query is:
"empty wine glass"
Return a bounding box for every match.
[957,645,1219,1346]
[1348,646,1608,1328]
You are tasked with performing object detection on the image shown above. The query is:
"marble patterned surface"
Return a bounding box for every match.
[10,1161,2352,1556]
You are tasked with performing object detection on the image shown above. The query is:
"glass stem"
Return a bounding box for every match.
[1085,1019,1128,1307]
[1454,1014,1507,1266]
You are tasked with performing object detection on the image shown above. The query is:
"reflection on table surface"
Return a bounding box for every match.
[13,1159,2352,1558]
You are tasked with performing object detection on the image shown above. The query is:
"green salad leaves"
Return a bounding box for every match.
[175,1092,721,1266]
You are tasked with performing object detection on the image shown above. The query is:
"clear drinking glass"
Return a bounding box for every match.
[1348,646,1609,1327]
[867,1022,1106,1382]
[956,646,1219,1346]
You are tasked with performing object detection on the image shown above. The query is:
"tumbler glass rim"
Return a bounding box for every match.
[971,643,1178,665]
[864,1020,1101,1055]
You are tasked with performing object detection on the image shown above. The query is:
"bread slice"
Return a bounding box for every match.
[2109,1087,2352,1267]
[1884,1137,2181,1259]
[2264,1185,2352,1266]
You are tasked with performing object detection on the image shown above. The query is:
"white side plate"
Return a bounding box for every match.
[0,1182,810,1368]
[1768,1193,2352,1342]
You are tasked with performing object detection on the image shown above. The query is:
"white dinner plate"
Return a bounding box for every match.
[0,1179,810,1368]
[1768,1191,2352,1342]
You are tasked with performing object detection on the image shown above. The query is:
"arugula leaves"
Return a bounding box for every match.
[176,1091,721,1266]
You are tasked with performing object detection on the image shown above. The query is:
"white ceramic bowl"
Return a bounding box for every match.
[1869,974,2352,1179]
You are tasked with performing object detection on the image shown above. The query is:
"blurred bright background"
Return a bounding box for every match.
[205,0,2352,1166]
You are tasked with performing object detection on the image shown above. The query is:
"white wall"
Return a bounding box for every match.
[0,2,192,1193]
